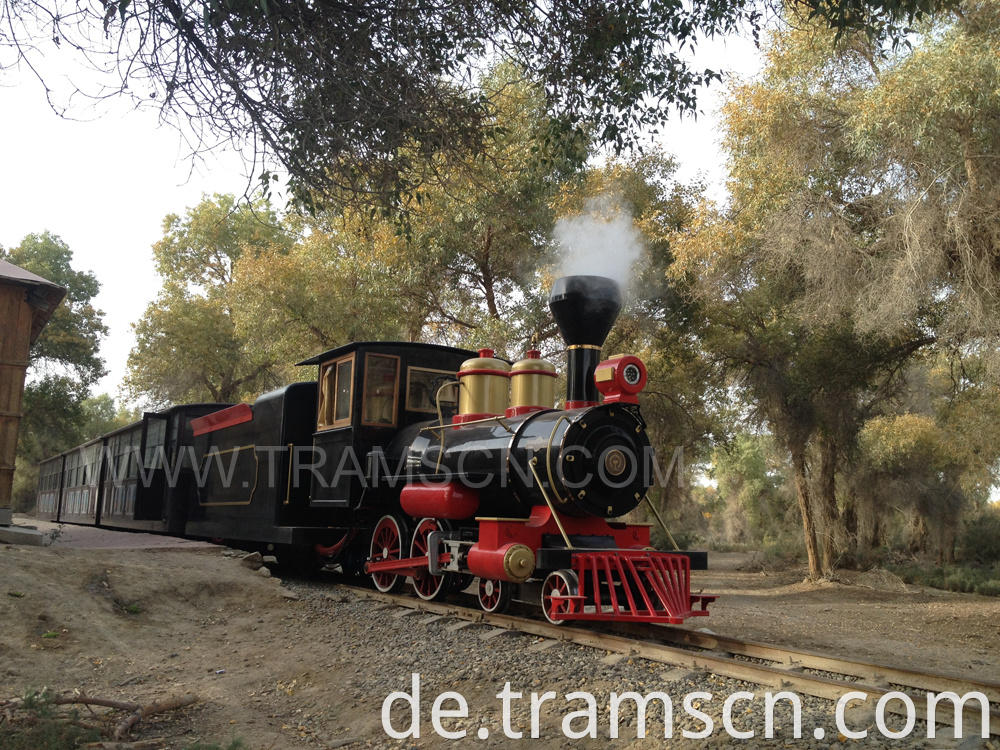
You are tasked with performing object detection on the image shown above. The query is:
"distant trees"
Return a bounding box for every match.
[124,194,296,406]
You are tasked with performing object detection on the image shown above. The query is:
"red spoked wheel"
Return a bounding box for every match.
[541,569,579,625]
[410,518,449,601]
[478,578,511,614]
[370,514,407,593]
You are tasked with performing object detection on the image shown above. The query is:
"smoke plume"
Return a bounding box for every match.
[554,196,644,287]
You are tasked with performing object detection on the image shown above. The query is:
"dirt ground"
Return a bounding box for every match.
[1,521,998,749]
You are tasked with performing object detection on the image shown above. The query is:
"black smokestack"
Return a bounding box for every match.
[549,275,622,407]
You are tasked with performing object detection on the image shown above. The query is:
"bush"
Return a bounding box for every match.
[889,563,1000,597]
[0,690,99,750]
[960,505,1000,564]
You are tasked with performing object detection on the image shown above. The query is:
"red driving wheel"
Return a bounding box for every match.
[410,518,449,601]
[370,514,406,593]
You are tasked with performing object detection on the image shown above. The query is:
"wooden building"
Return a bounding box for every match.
[0,260,65,525]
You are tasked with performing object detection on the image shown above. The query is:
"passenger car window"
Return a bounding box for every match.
[144,418,167,469]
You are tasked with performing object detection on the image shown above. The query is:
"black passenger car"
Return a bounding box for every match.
[33,404,230,532]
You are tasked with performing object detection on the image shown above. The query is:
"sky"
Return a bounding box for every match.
[0,34,761,402]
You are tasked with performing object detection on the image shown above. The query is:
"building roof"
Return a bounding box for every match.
[0,259,67,343]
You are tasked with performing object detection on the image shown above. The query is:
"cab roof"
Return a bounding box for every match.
[296,341,477,366]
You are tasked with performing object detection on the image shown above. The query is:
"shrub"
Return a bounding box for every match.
[0,690,99,750]
[960,505,1000,564]
[889,563,1000,597]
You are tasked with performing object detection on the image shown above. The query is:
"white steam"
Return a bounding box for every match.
[554,196,644,287]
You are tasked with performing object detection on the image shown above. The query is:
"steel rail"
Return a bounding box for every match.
[339,584,1000,737]
[606,621,1000,705]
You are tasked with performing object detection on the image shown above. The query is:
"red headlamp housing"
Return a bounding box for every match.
[594,355,648,404]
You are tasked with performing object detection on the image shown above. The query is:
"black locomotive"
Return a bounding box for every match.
[36,275,714,624]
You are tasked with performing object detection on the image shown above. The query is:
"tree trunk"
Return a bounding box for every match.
[817,434,840,575]
[792,448,822,580]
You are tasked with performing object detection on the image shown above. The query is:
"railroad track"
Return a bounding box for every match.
[336,582,1000,738]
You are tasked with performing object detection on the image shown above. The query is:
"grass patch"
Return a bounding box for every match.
[888,563,1000,596]
[184,741,247,750]
[0,691,99,750]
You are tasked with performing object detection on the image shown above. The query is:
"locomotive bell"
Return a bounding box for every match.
[549,276,623,408]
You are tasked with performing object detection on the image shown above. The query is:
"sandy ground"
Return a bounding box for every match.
[1,518,998,748]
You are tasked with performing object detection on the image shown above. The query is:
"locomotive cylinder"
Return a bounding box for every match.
[456,348,510,421]
[467,542,536,582]
[549,276,623,408]
[507,349,557,417]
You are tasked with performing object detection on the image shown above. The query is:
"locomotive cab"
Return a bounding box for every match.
[297,342,476,508]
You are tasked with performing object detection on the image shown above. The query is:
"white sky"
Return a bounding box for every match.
[0,34,760,403]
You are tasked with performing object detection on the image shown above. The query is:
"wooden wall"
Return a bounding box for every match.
[0,282,33,516]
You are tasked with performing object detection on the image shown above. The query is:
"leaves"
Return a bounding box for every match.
[125,195,296,407]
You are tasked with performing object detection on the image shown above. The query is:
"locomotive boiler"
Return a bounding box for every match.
[35,275,714,625]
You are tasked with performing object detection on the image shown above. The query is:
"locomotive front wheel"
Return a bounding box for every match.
[541,570,579,625]
[478,578,511,614]
[410,518,449,601]
[370,514,407,594]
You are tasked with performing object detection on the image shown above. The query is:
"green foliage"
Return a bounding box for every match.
[960,504,1000,565]
[231,67,593,368]
[5,0,952,214]
[0,690,99,750]
[3,232,107,388]
[710,433,797,545]
[889,562,1000,596]
[125,194,297,406]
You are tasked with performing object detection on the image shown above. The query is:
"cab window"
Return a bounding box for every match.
[362,354,400,426]
[406,367,458,413]
[318,355,354,429]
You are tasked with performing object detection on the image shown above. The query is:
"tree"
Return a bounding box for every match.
[4,232,106,390]
[124,194,296,406]
[0,0,955,209]
[668,21,942,576]
[1,232,108,510]
[844,4,1000,345]
[669,12,1000,575]
[711,432,798,546]
[229,221,414,366]
[233,65,587,363]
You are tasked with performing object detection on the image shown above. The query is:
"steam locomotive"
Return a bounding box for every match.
[36,275,713,624]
